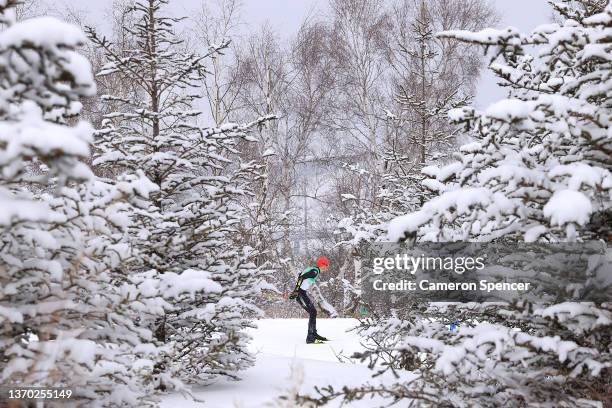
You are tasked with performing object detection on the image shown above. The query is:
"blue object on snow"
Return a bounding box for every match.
[449,322,458,332]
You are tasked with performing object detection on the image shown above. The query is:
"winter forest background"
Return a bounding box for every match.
[0,0,610,407]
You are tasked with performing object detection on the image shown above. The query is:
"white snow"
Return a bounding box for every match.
[160,318,414,408]
[421,165,439,178]
[387,188,493,240]
[459,142,482,153]
[549,163,611,190]
[438,26,521,45]
[340,193,357,201]
[262,148,276,157]
[0,305,23,324]
[0,16,86,48]
[447,107,465,121]
[543,190,593,226]
[0,188,54,226]
[159,269,223,299]
[387,210,431,240]
[524,224,548,242]
[422,178,446,192]
[485,99,531,121]
[436,162,462,181]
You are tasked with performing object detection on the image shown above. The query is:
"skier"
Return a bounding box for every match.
[289,257,330,344]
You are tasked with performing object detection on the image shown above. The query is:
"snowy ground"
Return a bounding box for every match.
[161,318,410,407]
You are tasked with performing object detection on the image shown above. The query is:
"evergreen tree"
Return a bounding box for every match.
[389,0,611,243]
[88,0,272,386]
[0,2,166,405]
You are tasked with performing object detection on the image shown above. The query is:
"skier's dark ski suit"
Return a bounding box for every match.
[291,267,320,343]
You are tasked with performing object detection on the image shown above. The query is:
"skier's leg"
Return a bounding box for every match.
[300,294,328,340]
[296,290,311,341]
[300,291,317,340]
[297,290,317,341]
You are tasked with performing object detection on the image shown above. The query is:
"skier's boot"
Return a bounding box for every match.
[314,334,329,341]
[306,338,325,344]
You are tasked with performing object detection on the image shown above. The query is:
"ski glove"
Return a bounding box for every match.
[289,290,299,300]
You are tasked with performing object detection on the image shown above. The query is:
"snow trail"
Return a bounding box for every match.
[161,318,411,407]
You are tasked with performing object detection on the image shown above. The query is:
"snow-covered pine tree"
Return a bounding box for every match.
[0,2,167,405]
[312,1,611,407]
[389,0,611,243]
[88,0,273,386]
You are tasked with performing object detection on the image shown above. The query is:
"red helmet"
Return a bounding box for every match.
[316,256,330,267]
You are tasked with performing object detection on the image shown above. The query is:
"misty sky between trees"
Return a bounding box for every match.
[0,0,610,407]
[38,0,552,108]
